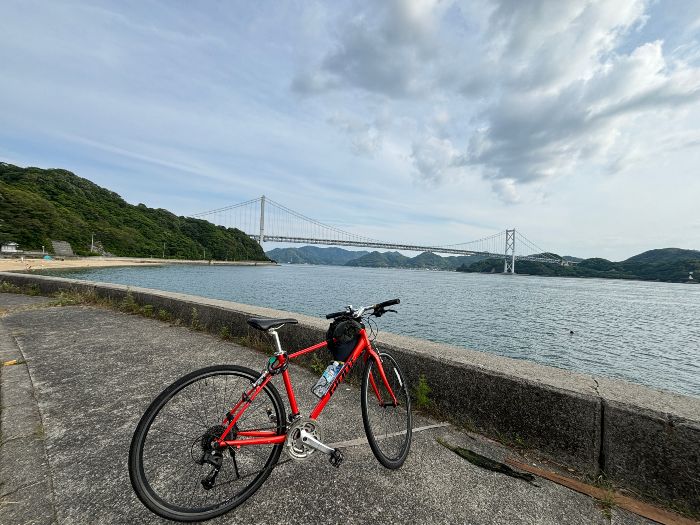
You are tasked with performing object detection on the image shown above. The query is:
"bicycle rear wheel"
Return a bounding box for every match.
[361,351,412,469]
[129,365,286,522]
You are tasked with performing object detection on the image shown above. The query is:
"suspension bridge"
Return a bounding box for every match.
[191,196,567,273]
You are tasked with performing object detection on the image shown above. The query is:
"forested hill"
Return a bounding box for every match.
[0,163,267,260]
[266,245,488,270]
[624,248,700,264]
[266,246,370,265]
[458,249,700,283]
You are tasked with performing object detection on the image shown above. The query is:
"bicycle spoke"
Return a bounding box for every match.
[130,366,285,520]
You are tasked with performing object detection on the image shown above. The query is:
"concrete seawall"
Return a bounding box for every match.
[1,271,698,514]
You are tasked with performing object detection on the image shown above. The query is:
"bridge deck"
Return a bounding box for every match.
[258,235,564,263]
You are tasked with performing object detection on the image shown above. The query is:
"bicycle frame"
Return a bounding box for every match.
[215,327,398,448]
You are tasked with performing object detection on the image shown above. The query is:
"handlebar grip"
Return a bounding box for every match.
[375,298,400,309]
[325,311,346,320]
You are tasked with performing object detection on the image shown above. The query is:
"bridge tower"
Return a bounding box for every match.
[258,195,266,245]
[504,229,515,274]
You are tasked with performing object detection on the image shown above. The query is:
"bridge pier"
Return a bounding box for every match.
[258,195,265,246]
[504,229,515,274]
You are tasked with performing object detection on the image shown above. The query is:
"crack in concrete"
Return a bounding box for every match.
[0,479,46,499]
[590,377,607,478]
[1,325,60,524]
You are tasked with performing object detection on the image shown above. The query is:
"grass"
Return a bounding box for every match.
[232,334,270,354]
[0,281,22,294]
[34,422,46,440]
[190,307,204,331]
[219,325,232,340]
[413,374,432,410]
[592,475,616,521]
[310,353,326,375]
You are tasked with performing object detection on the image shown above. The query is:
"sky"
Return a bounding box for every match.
[1,0,700,261]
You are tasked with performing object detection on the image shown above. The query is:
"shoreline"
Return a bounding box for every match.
[0,256,276,273]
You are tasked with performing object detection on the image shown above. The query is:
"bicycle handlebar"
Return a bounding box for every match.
[374,298,400,309]
[325,299,400,320]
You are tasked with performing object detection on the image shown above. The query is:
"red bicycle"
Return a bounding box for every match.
[128,299,412,522]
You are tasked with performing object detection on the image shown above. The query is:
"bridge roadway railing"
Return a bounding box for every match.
[0,271,695,514]
[257,235,564,263]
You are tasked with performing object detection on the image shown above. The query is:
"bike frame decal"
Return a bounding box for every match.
[216,328,398,448]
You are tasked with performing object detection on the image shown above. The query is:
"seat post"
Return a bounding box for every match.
[268,329,284,355]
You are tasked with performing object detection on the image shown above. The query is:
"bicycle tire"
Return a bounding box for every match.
[361,351,412,469]
[129,365,286,522]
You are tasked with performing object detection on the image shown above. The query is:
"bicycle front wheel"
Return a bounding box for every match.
[361,351,412,469]
[129,365,286,522]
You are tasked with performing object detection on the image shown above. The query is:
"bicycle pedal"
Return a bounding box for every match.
[329,448,344,468]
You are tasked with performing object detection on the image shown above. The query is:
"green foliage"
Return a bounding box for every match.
[190,307,204,331]
[458,252,700,283]
[624,248,700,264]
[51,290,88,306]
[157,309,171,322]
[414,374,432,410]
[0,281,22,293]
[267,246,370,265]
[267,246,489,270]
[310,353,326,375]
[346,250,488,270]
[218,325,231,340]
[120,291,139,313]
[0,163,268,260]
[25,284,41,296]
[233,334,270,353]
[141,304,154,317]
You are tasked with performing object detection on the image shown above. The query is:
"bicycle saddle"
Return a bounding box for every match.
[247,317,298,331]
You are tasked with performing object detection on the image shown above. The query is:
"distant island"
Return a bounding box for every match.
[458,250,700,283]
[266,245,489,270]
[0,163,267,261]
[268,246,699,283]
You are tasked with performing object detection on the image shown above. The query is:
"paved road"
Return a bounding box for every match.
[0,293,654,525]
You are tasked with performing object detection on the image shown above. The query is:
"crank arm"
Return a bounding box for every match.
[298,429,335,455]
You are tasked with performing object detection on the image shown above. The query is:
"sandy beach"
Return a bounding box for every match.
[0,257,274,272]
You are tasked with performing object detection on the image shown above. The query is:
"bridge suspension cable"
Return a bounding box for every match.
[189,196,565,269]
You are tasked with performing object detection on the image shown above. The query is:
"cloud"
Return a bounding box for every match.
[293,0,446,97]
[294,0,700,203]
[327,113,386,156]
[466,39,700,186]
[491,179,520,204]
[410,135,464,184]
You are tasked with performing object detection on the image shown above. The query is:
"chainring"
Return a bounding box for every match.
[285,418,322,460]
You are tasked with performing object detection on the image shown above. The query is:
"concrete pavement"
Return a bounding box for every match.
[0,293,657,524]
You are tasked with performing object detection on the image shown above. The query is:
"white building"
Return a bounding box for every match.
[1,242,19,253]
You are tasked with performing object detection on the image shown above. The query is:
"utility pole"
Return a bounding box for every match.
[259,195,266,246]
[162,242,165,259]
[90,233,94,253]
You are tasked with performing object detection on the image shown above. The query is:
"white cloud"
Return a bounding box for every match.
[296,0,700,204]
[410,135,464,184]
[293,0,447,97]
[2,1,700,259]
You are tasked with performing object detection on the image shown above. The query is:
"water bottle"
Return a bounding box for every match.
[312,361,343,398]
